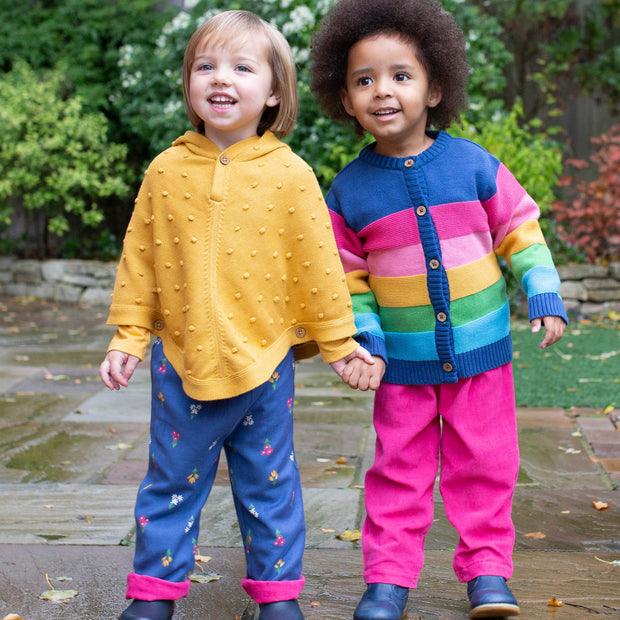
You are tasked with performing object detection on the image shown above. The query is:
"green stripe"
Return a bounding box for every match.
[511,244,553,281]
[380,279,507,332]
[352,290,379,316]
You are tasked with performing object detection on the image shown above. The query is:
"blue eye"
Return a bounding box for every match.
[197,63,213,71]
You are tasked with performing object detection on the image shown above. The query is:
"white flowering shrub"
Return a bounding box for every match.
[113,0,512,190]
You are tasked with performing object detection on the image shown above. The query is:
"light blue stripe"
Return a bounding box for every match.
[355,313,384,339]
[384,302,511,361]
[522,266,560,297]
[452,302,511,353]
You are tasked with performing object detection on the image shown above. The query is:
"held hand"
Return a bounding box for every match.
[341,355,386,391]
[99,350,141,390]
[531,315,566,348]
[329,345,375,377]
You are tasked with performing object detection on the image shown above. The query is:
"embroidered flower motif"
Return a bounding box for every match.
[189,403,202,419]
[158,358,167,373]
[246,529,252,554]
[169,494,183,509]
[187,467,199,484]
[274,559,284,575]
[269,470,278,485]
[249,503,259,518]
[172,430,180,447]
[162,550,173,567]
[184,516,195,534]
[157,392,165,405]
[287,397,293,413]
[261,439,273,456]
[243,414,254,427]
[269,371,280,389]
[274,529,285,546]
[138,515,149,531]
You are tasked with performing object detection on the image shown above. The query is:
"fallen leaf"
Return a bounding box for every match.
[310,601,321,606]
[3,614,23,620]
[316,458,330,463]
[335,457,348,464]
[194,555,212,563]
[336,529,361,542]
[603,405,615,415]
[44,505,54,510]
[44,374,69,382]
[547,597,563,607]
[561,510,571,514]
[592,500,610,511]
[595,556,620,566]
[321,528,335,533]
[39,590,78,602]
[105,443,134,450]
[525,532,546,539]
[189,572,222,583]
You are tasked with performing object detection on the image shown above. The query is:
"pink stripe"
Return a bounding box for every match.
[360,210,420,251]
[340,247,369,274]
[440,231,493,270]
[485,164,540,246]
[367,245,426,276]
[431,202,490,238]
[331,210,364,255]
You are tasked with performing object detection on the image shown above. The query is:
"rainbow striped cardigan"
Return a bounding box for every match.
[327,131,567,385]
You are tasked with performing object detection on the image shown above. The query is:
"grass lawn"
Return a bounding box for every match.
[511,316,619,410]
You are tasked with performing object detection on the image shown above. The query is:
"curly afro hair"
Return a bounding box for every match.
[310,0,470,131]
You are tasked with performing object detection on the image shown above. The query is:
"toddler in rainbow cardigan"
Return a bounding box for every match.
[310,0,567,618]
[100,10,372,620]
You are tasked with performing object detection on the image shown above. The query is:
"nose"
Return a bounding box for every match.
[210,67,232,86]
[373,76,393,98]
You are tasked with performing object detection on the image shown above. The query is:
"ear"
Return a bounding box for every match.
[427,83,442,109]
[266,90,281,108]
[340,88,355,117]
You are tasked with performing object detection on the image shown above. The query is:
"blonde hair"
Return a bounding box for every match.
[183,10,298,138]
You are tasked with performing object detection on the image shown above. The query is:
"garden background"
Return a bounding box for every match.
[0,0,618,265]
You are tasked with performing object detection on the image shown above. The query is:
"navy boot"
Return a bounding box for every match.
[118,599,175,620]
[353,583,409,620]
[258,599,305,619]
[467,576,520,618]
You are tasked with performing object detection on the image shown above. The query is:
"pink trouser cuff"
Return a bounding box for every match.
[126,572,191,601]
[241,575,305,604]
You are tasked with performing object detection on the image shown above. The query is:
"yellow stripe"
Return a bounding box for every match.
[370,253,502,308]
[346,270,372,295]
[496,220,545,264]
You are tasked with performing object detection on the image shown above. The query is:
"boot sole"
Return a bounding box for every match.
[470,602,520,618]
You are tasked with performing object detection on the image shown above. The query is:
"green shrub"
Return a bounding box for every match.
[0,61,131,255]
[449,101,563,220]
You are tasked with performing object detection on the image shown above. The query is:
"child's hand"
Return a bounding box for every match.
[531,315,566,348]
[99,350,140,390]
[329,345,374,377]
[341,355,386,391]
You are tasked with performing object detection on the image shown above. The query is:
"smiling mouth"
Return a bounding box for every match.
[209,95,236,109]
[373,108,399,117]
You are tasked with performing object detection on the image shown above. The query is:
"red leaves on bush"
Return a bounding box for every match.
[552,123,620,263]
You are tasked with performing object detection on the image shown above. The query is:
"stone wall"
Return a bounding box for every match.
[0,257,116,307]
[558,262,620,318]
[1,257,619,316]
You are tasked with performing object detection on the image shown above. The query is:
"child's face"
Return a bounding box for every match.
[189,33,280,150]
[341,33,442,158]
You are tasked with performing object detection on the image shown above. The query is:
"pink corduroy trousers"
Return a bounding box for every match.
[362,363,519,588]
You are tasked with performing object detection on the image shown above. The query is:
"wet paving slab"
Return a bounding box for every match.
[0,296,619,619]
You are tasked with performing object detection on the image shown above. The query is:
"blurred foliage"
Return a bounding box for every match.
[553,123,620,263]
[0,0,618,259]
[0,61,130,257]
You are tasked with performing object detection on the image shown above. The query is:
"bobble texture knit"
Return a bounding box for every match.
[327,131,567,386]
[107,131,357,400]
